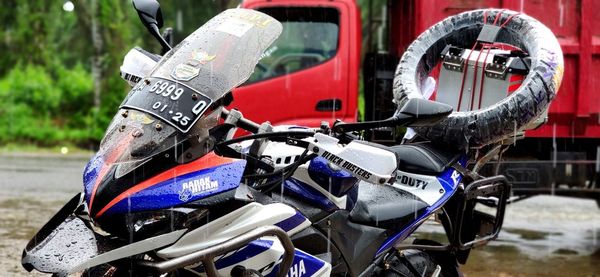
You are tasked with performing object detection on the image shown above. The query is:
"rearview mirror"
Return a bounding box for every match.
[397,98,453,127]
[132,0,171,52]
[132,0,163,28]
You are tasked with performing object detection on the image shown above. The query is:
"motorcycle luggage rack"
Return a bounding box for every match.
[454,175,511,250]
[396,175,510,253]
[135,226,295,277]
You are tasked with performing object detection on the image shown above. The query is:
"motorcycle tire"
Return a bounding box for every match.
[393,9,564,149]
[375,250,437,277]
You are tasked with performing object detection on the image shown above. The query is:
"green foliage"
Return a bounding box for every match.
[1,0,378,148]
[0,1,233,148]
[1,64,61,113]
[0,63,97,145]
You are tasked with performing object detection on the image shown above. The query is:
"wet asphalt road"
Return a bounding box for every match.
[0,155,598,276]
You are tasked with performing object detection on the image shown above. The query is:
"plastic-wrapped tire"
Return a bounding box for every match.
[393,9,564,149]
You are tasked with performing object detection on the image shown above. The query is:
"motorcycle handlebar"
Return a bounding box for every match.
[221,108,261,133]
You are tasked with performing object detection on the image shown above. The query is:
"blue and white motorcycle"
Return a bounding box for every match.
[21,2,518,277]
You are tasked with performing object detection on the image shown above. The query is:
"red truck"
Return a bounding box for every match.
[230,0,600,203]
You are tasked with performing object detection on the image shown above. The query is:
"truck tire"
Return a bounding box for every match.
[393,9,564,149]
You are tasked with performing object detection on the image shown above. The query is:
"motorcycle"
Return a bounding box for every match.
[21,1,518,276]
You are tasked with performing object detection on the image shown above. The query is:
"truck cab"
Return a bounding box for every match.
[230,0,361,127]
[234,0,599,202]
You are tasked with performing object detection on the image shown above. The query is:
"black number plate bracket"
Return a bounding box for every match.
[121,77,213,133]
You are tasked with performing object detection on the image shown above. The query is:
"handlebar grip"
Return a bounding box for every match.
[221,108,260,133]
[237,118,260,133]
[332,116,409,133]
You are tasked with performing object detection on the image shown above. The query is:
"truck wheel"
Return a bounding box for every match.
[393,9,564,148]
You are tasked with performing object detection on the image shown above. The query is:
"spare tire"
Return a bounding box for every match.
[393,9,564,149]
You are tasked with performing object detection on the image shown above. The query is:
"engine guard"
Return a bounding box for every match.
[21,193,187,275]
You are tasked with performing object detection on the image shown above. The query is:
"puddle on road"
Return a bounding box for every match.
[412,195,600,276]
[503,227,562,241]
[0,197,63,276]
[0,156,85,276]
[463,242,600,276]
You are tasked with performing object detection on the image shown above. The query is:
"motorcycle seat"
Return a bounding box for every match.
[349,182,428,230]
[354,141,461,175]
[389,143,461,175]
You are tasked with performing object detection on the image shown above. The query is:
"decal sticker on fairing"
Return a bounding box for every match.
[321,151,372,180]
[190,50,216,64]
[178,177,220,202]
[171,50,215,81]
[216,19,254,37]
[227,9,273,28]
[396,174,429,189]
[392,170,446,206]
[171,63,200,81]
[286,259,307,277]
[451,170,461,186]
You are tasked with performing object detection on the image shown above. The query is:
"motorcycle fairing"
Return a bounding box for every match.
[189,238,331,277]
[93,152,246,217]
[266,249,331,277]
[157,202,310,258]
[22,214,100,275]
[374,156,467,256]
[21,193,187,275]
[84,8,282,219]
[275,211,311,234]
[283,178,340,212]
[307,157,358,197]
[190,239,277,273]
[286,163,353,211]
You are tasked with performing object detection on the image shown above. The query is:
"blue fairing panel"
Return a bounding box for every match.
[283,178,339,212]
[104,160,246,215]
[307,157,358,197]
[265,249,328,277]
[82,153,102,204]
[192,239,328,276]
[375,155,468,256]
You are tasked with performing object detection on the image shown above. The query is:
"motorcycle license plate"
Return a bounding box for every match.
[121,77,213,133]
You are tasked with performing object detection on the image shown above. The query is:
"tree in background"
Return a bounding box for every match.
[0,0,375,148]
[0,0,234,148]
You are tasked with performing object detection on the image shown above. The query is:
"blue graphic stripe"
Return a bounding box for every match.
[193,239,274,272]
[275,211,307,232]
[194,242,327,276]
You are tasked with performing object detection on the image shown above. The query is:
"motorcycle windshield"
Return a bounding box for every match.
[151,8,283,101]
[98,9,281,169]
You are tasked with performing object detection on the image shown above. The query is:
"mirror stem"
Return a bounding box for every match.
[149,23,172,53]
